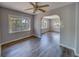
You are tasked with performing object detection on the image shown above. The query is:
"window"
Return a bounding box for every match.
[8,15,31,33]
[53,19,60,28]
[41,18,48,29]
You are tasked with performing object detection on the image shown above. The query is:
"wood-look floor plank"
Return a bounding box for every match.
[1,32,62,57]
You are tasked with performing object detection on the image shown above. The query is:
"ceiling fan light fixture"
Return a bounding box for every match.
[25,2,49,13]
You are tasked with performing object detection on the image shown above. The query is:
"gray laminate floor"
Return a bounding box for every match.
[1,32,62,57]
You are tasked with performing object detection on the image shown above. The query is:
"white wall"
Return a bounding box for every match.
[76,3,79,56]
[0,8,1,57]
[34,14,41,37]
[34,3,76,54]
[59,4,76,49]
[0,8,1,44]
[0,8,34,44]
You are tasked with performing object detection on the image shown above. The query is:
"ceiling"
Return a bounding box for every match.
[0,2,73,15]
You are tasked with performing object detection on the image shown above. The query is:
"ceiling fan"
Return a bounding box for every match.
[25,2,49,13]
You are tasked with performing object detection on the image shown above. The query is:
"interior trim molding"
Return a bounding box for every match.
[60,43,75,51]
[74,50,79,57]
[74,3,79,57]
[60,43,79,56]
[1,34,35,45]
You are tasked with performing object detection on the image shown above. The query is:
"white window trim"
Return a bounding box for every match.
[8,14,31,33]
[41,18,48,29]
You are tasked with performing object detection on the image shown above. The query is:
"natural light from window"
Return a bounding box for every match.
[8,15,31,33]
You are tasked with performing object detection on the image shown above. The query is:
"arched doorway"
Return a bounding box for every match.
[40,15,60,35]
[40,15,61,56]
[50,15,60,32]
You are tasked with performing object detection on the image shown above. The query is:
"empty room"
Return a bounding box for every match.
[0,2,79,57]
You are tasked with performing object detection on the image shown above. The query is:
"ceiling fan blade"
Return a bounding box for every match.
[25,8,33,10]
[35,2,38,5]
[33,9,37,13]
[39,5,49,8]
[29,2,35,7]
[39,9,46,12]
[33,9,35,13]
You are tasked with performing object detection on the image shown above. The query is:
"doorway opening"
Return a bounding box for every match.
[40,15,61,35]
[40,15,61,56]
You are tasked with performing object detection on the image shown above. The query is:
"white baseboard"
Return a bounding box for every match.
[60,43,75,50]
[74,49,79,57]
[1,34,34,45]
[60,43,79,56]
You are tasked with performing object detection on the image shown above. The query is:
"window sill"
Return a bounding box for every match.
[41,28,48,29]
[9,30,31,34]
